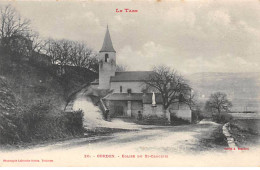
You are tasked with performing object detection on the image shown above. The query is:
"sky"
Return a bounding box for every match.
[1,0,260,74]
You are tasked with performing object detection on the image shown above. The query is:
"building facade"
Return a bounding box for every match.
[92,27,192,122]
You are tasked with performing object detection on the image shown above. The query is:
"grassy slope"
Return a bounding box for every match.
[229,119,260,147]
[0,52,97,146]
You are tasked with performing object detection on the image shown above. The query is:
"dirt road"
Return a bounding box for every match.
[2,120,260,166]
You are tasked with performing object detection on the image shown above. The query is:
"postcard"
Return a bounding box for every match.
[0,0,259,167]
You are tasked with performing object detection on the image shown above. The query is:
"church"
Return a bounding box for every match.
[91,26,192,122]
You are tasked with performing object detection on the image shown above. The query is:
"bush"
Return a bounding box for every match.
[137,115,169,125]
[212,113,233,123]
[63,110,84,136]
[191,110,204,123]
[0,114,21,144]
[0,101,84,145]
[170,114,190,126]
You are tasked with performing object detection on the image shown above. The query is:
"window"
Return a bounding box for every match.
[127,89,132,94]
[105,54,109,62]
[120,86,122,93]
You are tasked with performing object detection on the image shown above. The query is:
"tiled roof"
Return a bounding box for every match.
[103,92,163,104]
[103,93,143,101]
[110,71,154,82]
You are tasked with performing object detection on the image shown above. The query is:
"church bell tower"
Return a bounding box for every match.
[98,26,116,89]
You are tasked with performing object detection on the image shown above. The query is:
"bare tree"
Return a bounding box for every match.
[28,31,47,54]
[116,64,128,71]
[44,39,73,75]
[0,5,31,43]
[69,41,93,68]
[87,53,99,73]
[44,38,100,75]
[0,4,35,64]
[44,39,59,65]
[145,65,192,112]
[205,92,232,116]
[46,39,72,64]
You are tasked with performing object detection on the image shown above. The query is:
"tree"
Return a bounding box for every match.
[28,31,47,54]
[116,64,128,72]
[205,92,232,116]
[45,38,99,74]
[44,39,73,75]
[69,41,95,69]
[87,54,99,73]
[145,65,192,112]
[0,5,31,47]
[0,4,35,68]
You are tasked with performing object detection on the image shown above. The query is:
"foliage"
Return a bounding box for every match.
[0,5,44,60]
[191,109,204,123]
[0,5,31,41]
[170,114,190,126]
[0,77,84,145]
[204,92,233,123]
[0,102,84,145]
[63,111,84,135]
[0,113,21,144]
[44,39,99,73]
[0,4,93,146]
[212,113,233,123]
[137,115,169,125]
[0,77,21,144]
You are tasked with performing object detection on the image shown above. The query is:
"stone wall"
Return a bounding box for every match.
[106,100,127,117]
[131,101,143,118]
[168,102,192,122]
[98,52,116,89]
[143,104,165,117]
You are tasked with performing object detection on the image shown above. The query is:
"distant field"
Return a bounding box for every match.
[229,113,260,120]
[187,72,260,112]
[229,119,260,147]
[231,119,260,134]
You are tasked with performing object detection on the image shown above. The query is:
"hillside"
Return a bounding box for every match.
[187,72,260,112]
[0,52,97,145]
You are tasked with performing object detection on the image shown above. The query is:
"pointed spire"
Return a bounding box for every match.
[100,25,116,52]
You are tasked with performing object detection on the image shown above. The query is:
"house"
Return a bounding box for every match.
[91,26,192,122]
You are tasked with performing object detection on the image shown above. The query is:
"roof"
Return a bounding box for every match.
[104,93,143,101]
[110,71,154,82]
[100,26,116,52]
[103,92,163,104]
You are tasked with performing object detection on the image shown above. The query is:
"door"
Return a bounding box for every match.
[115,106,124,117]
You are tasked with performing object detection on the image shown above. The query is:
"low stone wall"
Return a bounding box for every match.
[222,123,238,149]
[143,104,164,117]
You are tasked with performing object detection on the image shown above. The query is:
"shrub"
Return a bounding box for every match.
[170,114,190,126]
[0,114,21,144]
[191,109,204,123]
[22,102,50,132]
[137,115,169,125]
[0,101,84,145]
[212,113,233,123]
[63,110,84,136]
